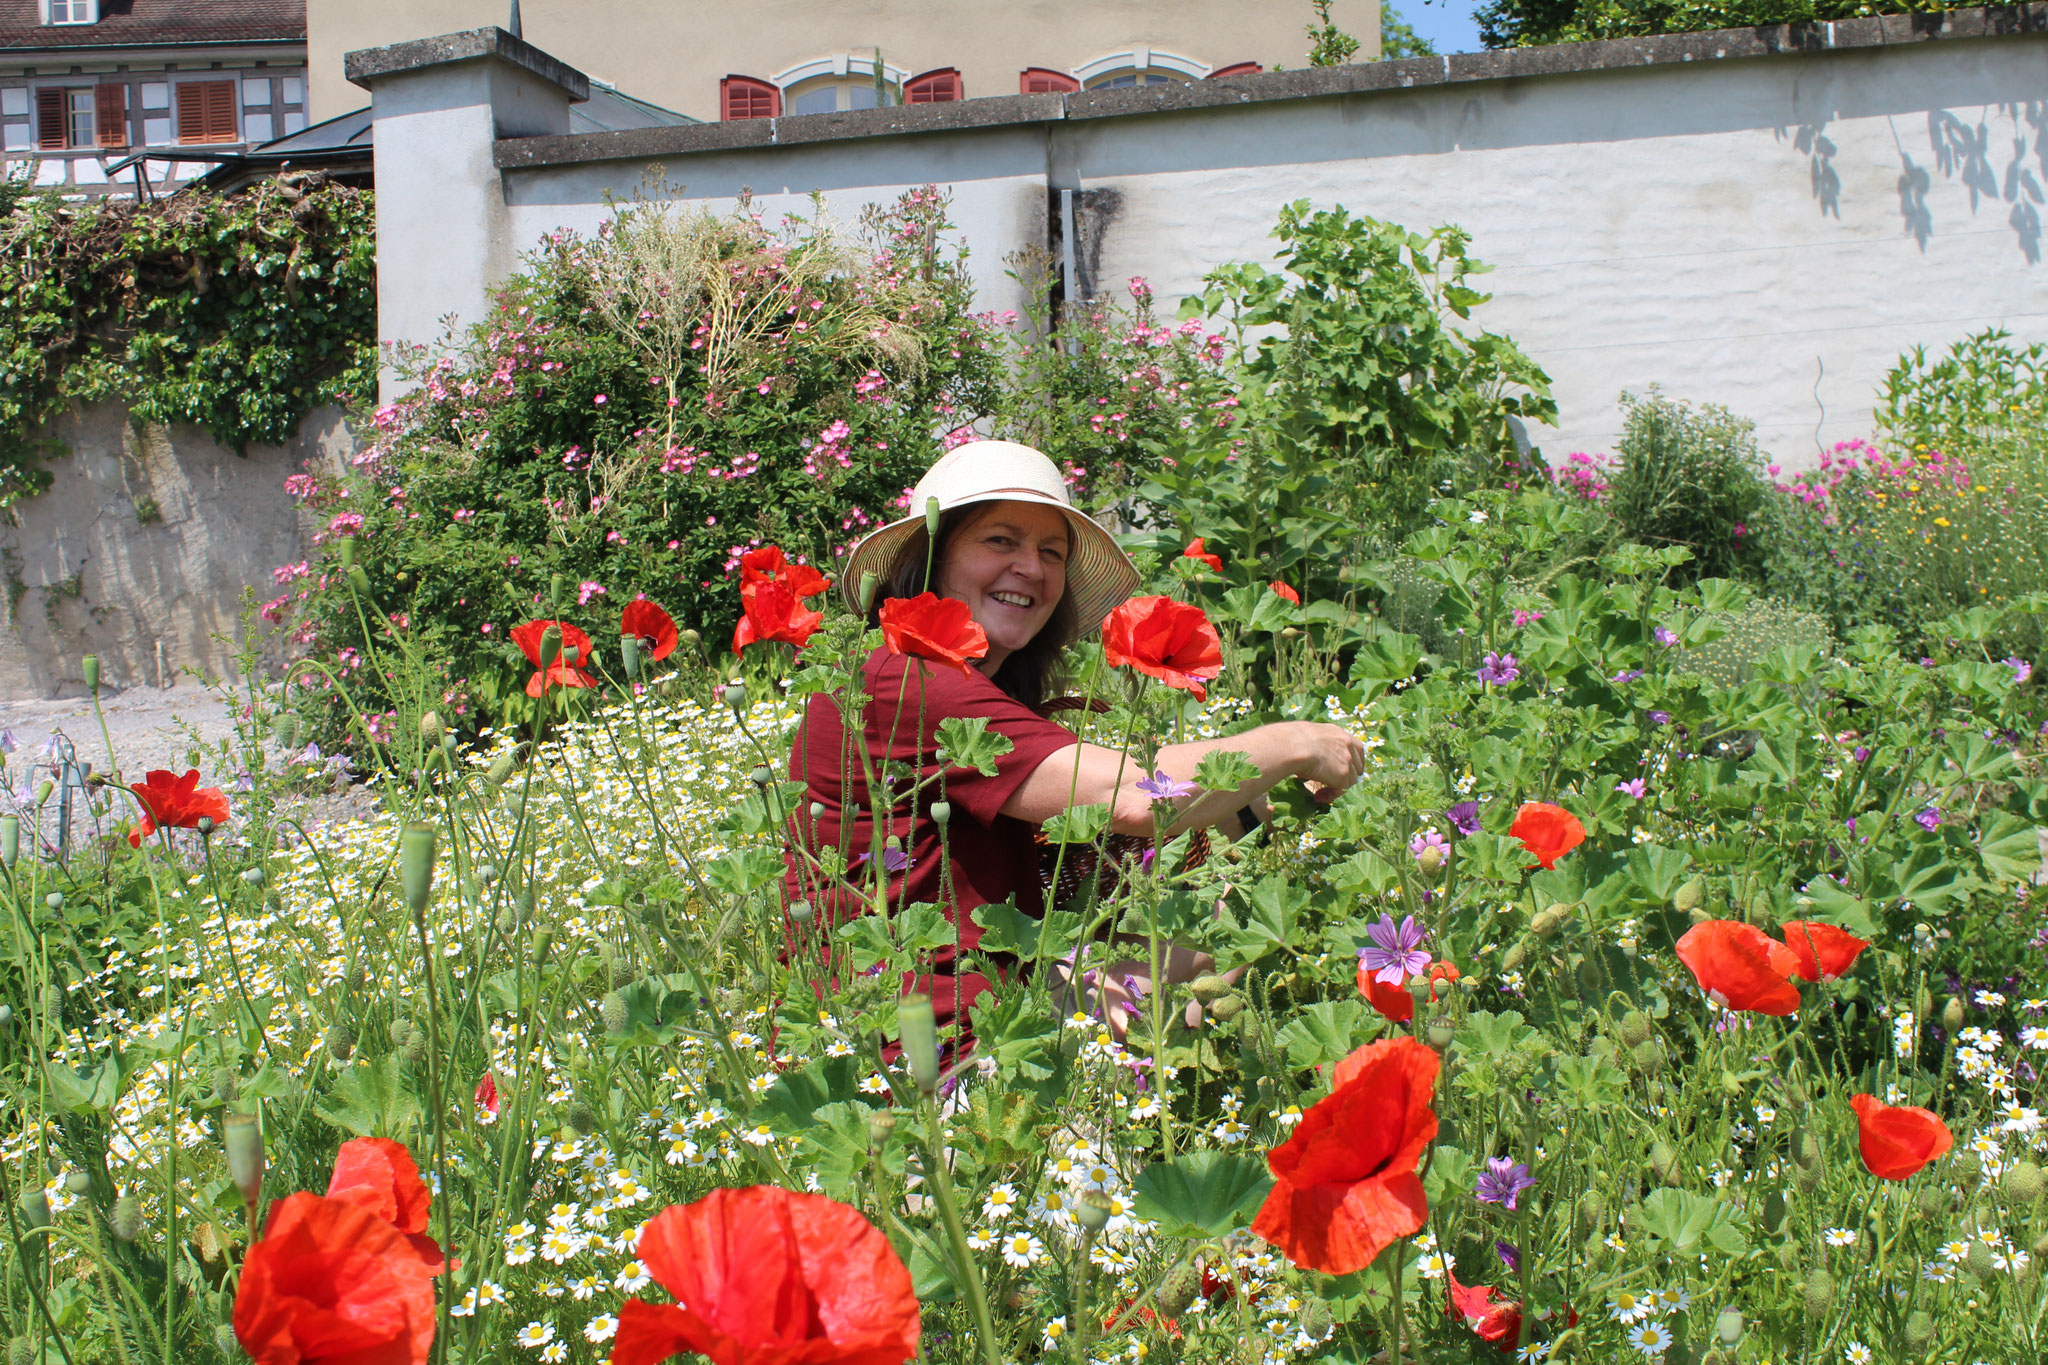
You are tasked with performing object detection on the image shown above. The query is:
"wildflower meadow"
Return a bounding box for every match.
[2,186,2045,1365]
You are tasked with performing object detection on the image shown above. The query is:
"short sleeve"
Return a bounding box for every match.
[864,651,1076,826]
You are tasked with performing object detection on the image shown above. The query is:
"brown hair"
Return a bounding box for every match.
[867,503,1076,709]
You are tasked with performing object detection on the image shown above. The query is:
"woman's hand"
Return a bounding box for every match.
[1287,721,1368,802]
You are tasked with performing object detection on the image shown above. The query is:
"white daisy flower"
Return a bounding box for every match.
[1628,1320,1674,1355]
[583,1314,618,1343]
[514,1322,555,1350]
[1844,1344,1875,1364]
[1609,1291,1652,1324]
[1000,1232,1045,1268]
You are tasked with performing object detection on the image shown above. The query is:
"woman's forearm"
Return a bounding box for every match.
[1145,726,1314,836]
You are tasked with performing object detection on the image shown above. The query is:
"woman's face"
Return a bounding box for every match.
[935,500,1070,672]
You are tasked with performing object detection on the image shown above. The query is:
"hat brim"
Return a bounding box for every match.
[840,491,1140,649]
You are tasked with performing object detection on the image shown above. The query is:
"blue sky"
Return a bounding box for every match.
[1387,0,1486,53]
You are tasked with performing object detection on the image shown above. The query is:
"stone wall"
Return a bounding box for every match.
[0,403,355,700]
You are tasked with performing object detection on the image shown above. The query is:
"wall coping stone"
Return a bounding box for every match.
[345,25,590,102]
[480,2,2048,171]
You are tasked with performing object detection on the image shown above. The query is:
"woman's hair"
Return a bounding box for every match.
[868,503,1076,709]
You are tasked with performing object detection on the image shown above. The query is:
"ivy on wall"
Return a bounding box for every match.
[0,171,377,508]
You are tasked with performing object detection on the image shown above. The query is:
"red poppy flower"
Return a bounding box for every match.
[1357,960,1459,1023]
[511,619,597,697]
[1252,1036,1438,1274]
[1778,920,1869,983]
[621,599,680,662]
[1850,1093,1953,1180]
[877,592,990,678]
[1183,538,1223,573]
[1269,581,1300,604]
[233,1192,437,1365]
[1102,596,1225,701]
[740,545,830,600]
[475,1073,500,1118]
[324,1138,444,1273]
[1674,920,1804,1015]
[610,1186,919,1365]
[127,768,232,847]
[733,579,825,654]
[1508,802,1585,870]
[1447,1270,1522,1350]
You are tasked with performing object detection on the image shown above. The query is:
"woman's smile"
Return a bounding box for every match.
[935,500,1071,671]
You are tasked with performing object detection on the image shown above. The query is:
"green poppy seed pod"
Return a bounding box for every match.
[81,655,99,694]
[621,635,641,681]
[1532,902,1571,938]
[857,571,879,614]
[1209,994,1246,1022]
[1967,1240,1997,1281]
[1631,1039,1665,1074]
[1077,1190,1112,1233]
[1426,1015,1456,1048]
[1902,1310,1934,1352]
[223,1113,263,1207]
[786,900,815,924]
[399,823,438,915]
[43,890,60,912]
[110,1194,141,1243]
[485,751,517,790]
[749,766,772,788]
[63,1170,90,1197]
[1762,1188,1787,1234]
[1943,996,1966,1031]
[1714,1306,1744,1346]
[418,710,444,743]
[0,814,15,868]
[867,1110,898,1148]
[239,865,266,886]
[924,495,942,538]
[1673,876,1704,914]
[1155,1264,1201,1318]
[18,1188,50,1231]
[809,801,826,820]
[531,927,555,966]
[897,994,940,1095]
[600,991,629,1034]
[1189,975,1232,1005]
[1916,1184,1949,1219]
[568,1102,597,1137]
[324,1022,356,1062]
[0,1005,11,1029]
[680,628,701,649]
[539,625,563,671]
[725,679,748,715]
[335,537,356,570]
[194,815,215,837]
[34,780,52,806]
[1801,1269,1834,1315]
[2003,1161,2045,1205]
[549,571,566,611]
[929,800,951,828]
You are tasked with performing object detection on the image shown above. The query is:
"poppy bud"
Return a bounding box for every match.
[495,906,520,936]
[1299,1297,1334,1340]
[1648,1140,1680,1186]
[1801,1269,1834,1315]
[858,572,879,613]
[417,710,444,745]
[213,1068,239,1102]
[1943,996,1965,1030]
[0,1006,11,1029]
[110,1194,141,1243]
[18,1188,50,1231]
[1895,1309,1933,1352]
[336,537,356,570]
[897,995,940,1095]
[2003,1160,2045,1205]
[2034,1230,2048,1261]
[568,1102,597,1136]
[924,496,942,538]
[681,628,701,649]
[1076,1190,1112,1233]
[1915,1184,1948,1219]
[601,991,629,1034]
[1576,956,1601,992]
[1790,1126,1820,1169]
[1209,994,1246,1022]
[1190,975,1232,1005]
[867,1110,898,1148]
[549,572,566,611]
[81,655,99,694]
[1155,1264,1201,1318]
[1761,1188,1787,1234]
[1714,1306,1744,1345]
[929,800,951,827]
[531,928,554,965]
[1915,983,1933,1016]
[223,1113,263,1207]
[1532,902,1571,938]
[1967,1240,1997,1282]
[324,1023,355,1062]
[34,780,52,806]
[787,899,815,924]
[1672,876,1703,913]
[1631,1039,1665,1074]
[9,1338,32,1365]
[1502,938,1530,972]
[502,792,525,823]
[400,822,438,914]
[485,752,518,791]
[62,1171,90,1197]
[1954,1150,1982,1181]
[0,814,15,869]
[621,635,641,680]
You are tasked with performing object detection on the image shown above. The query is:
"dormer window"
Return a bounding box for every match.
[44,0,99,24]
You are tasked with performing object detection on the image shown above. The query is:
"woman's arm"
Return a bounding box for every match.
[1000,721,1367,837]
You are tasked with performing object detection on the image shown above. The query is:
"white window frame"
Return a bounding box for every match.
[42,0,99,25]
[773,52,909,113]
[1071,48,1210,87]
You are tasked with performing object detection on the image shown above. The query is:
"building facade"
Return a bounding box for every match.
[0,0,307,197]
[308,0,1379,124]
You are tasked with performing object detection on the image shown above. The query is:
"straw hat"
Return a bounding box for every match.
[840,440,1140,647]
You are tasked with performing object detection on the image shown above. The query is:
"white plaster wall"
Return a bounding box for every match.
[1065,40,2048,462]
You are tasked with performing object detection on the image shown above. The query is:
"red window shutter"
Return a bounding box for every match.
[177,80,236,144]
[720,76,779,121]
[904,68,961,104]
[1019,68,1079,94]
[205,80,237,142]
[36,87,68,149]
[1207,62,1262,79]
[95,83,128,148]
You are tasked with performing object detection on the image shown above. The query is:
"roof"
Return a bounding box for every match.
[0,1,303,51]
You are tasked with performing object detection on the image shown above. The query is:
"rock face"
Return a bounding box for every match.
[0,401,356,699]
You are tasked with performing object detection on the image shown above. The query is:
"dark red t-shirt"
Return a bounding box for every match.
[784,648,1077,1023]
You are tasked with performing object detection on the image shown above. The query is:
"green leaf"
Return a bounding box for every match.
[704,846,785,898]
[1634,1188,1749,1255]
[754,1053,866,1133]
[1624,843,1693,903]
[968,990,1064,1086]
[1132,1151,1273,1237]
[1975,811,2043,883]
[1276,999,1376,1070]
[1945,731,2019,783]
[1194,749,1260,792]
[1796,876,1874,936]
[935,716,1015,778]
[315,1056,424,1138]
[1040,802,1113,845]
[798,1100,881,1199]
[1552,1052,1627,1111]
[1219,875,1311,965]
[969,900,1079,962]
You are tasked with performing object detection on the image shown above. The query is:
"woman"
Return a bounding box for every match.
[785,439,1365,1035]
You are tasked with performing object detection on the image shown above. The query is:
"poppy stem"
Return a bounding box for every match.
[915,1098,1004,1365]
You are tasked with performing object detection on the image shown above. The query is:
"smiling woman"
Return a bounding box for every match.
[783,441,1367,1039]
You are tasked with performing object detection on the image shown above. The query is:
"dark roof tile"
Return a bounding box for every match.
[0,0,302,50]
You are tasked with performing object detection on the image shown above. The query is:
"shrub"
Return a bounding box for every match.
[1600,388,1768,582]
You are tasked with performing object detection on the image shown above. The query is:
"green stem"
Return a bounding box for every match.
[917,1098,1002,1365]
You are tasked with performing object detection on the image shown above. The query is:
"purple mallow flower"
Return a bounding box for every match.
[1474,1157,1536,1210]
[1409,827,1449,862]
[1476,652,1520,686]
[1852,745,1870,762]
[1495,1240,1520,1272]
[1654,626,1679,647]
[2004,657,2033,685]
[1915,807,1942,832]
[882,845,914,873]
[1359,913,1430,985]
[1445,801,1481,837]
[1647,710,1671,726]
[1610,669,1644,684]
[1135,769,1198,802]
[1615,777,1647,800]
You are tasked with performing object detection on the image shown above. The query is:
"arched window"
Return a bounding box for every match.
[1073,49,1208,91]
[1019,67,1080,94]
[776,55,909,116]
[904,68,962,103]
[1207,62,1263,79]
[720,76,779,121]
